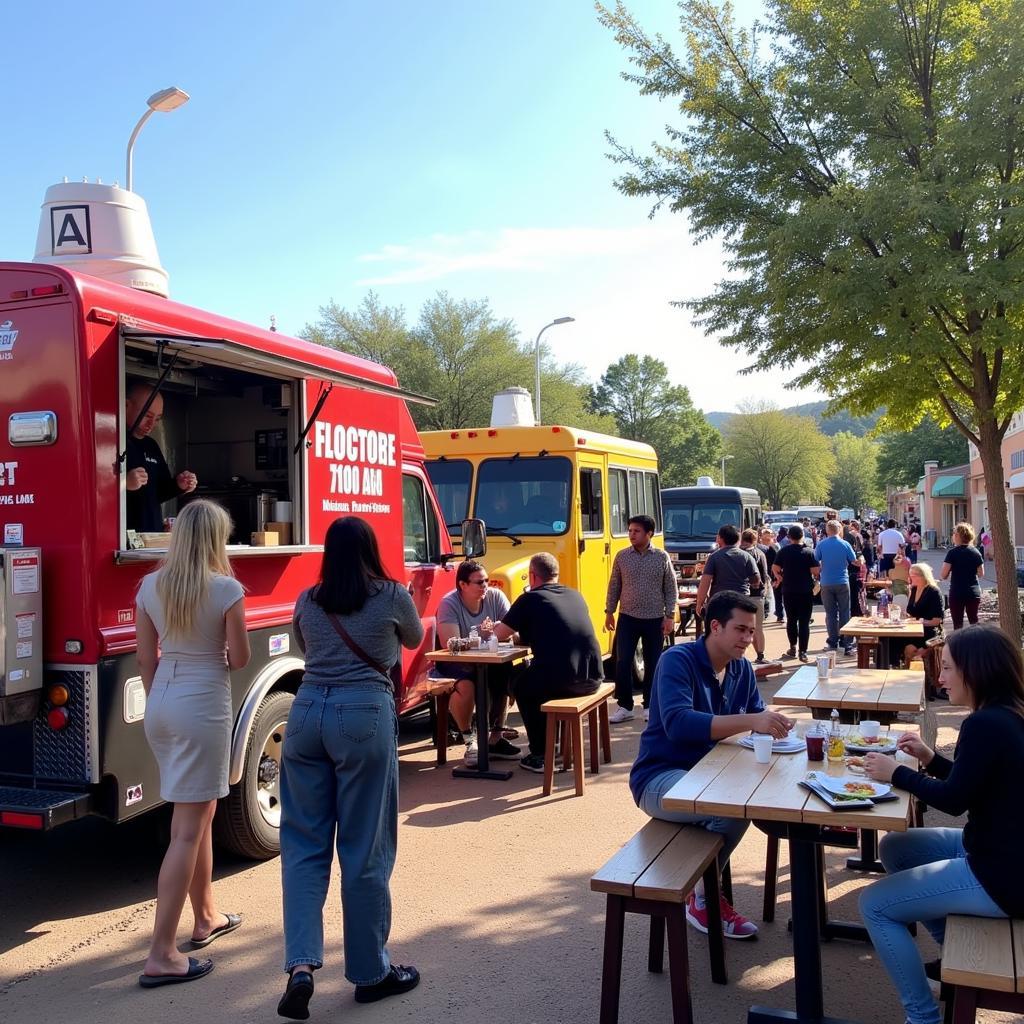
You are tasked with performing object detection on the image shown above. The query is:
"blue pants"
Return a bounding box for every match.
[639,768,749,872]
[614,614,665,711]
[280,682,398,985]
[820,582,851,650]
[859,828,1006,1024]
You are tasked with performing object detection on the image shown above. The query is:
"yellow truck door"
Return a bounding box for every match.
[577,457,613,659]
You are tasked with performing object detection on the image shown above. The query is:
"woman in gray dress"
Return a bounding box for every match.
[277,517,423,1019]
[136,499,251,987]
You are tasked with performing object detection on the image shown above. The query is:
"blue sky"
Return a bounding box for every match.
[0,0,820,414]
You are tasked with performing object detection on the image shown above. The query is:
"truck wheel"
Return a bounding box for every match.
[214,690,293,860]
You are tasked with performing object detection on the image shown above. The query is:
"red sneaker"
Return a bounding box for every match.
[684,891,710,933]
[718,894,758,939]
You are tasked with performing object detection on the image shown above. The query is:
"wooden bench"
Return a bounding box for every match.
[941,914,1024,1024]
[591,820,727,1024]
[426,677,458,766]
[541,681,614,796]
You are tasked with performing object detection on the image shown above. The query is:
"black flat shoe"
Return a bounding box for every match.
[354,964,420,1004]
[278,970,314,1020]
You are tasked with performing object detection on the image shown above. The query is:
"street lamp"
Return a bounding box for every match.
[125,87,190,193]
[721,454,734,486]
[534,316,575,423]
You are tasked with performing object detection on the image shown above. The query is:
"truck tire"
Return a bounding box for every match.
[214,689,293,860]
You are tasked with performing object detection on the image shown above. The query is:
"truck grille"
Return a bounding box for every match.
[32,668,98,783]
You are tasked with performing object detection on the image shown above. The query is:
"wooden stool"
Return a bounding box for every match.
[426,677,458,766]
[857,637,879,669]
[592,820,727,1024]
[541,682,614,796]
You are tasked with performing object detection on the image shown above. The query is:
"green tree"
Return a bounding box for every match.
[877,417,970,489]
[600,0,1024,635]
[589,355,721,485]
[722,404,835,509]
[829,432,883,512]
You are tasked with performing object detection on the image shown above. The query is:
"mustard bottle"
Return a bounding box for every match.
[827,708,845,762]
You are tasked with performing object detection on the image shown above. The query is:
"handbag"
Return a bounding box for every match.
[326,613,392,684]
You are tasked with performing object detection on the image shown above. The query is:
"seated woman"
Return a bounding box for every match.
[888,551,911,596]
[900,563,945,692]
[434,560,520,766]
[859,625,1024,1024]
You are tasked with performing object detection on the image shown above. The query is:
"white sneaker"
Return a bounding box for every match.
[609,706,635,724]
[464,737,478,767]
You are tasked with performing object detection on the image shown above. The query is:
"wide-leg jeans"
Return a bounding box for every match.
[280,682,398,985]
[820,582,851,650]
[859,828,1006,1024]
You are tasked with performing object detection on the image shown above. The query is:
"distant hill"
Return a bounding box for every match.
[706,401,881,437]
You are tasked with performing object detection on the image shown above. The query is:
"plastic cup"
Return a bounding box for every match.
[860,720,881,740]
[806,731,825,762]
[752,733,774,764]
[816,655,830,680]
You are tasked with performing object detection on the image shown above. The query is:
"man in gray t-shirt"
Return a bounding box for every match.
[695,524,760,618]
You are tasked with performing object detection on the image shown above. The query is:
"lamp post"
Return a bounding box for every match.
[534,316,575,423]
[125,87,190,193]
[721,454,734,486]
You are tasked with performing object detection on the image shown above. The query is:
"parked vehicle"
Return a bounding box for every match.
[661,483,762,568]
[763,509,799,526]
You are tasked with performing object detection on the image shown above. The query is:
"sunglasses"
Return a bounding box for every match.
[466,577,489,586]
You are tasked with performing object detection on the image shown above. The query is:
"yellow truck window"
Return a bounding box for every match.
[609,468,629,535]
[580,468,604,534]
[425,458,472,534]
[476,456,571,535]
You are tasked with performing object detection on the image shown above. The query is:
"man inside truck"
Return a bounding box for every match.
[124,381,198,532]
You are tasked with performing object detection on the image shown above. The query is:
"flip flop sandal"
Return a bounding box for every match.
[189,913,242,949]
[139,956,214,988]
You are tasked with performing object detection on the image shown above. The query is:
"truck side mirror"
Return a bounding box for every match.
[462,518,487,559]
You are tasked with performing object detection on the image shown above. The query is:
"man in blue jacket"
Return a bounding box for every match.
[630,591,793,939]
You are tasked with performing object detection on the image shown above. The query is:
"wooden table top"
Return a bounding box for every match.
[840,616,924,639]
[423,646,530,665]
[662,725,917,831]
[772,665,925,713]
[865,579,893,590]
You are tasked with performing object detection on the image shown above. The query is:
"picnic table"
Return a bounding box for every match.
[839,616,924,669]
[663,733,917,1024]
[423,645,530,781]
[771,665,925,719]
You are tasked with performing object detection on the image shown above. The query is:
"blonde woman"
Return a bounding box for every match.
[902,561,945,674]
[941,522,985,628]
[136,499,251,988]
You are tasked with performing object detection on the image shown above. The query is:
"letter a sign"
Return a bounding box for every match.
[50,205,92,255]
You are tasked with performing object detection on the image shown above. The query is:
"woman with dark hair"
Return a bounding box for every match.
[277,517,424,1019]
[859,625,1024,1024]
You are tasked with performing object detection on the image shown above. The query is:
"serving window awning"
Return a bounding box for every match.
[122,329,436,406]
[931,474,966,498]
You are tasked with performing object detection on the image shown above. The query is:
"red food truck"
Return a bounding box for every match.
[0,259,468,858]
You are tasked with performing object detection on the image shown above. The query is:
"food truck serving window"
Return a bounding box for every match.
[474,457,572,536]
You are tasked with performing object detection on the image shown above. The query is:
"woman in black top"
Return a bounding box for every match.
[771,524,819,661]
[940,522,984,628]
[900,562,945,673]
[860,626,1024,1024]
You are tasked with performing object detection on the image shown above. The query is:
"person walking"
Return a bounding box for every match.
[694,524,760,616]
[135,499,250,988]
[605,515,677,723]
[814,520,858,656]
[740,528,770,663]
[877,519,905,575]
[277,517,424,1019]
[759,527,784,623]
[772,524,820,662]
[941,522,985,629]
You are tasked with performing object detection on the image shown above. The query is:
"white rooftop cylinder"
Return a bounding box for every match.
[490,387,536,427]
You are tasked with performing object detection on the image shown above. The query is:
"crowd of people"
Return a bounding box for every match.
[132,498,1011,1024]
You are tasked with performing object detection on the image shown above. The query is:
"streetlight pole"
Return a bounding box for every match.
[125,87,190,193]
[721,454,734,486]
[534,316,575,423]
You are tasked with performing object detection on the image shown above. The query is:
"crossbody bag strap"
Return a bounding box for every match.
[326,613,391,679]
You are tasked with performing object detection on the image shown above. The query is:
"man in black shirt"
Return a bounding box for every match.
[772,525,820,662]
[495,553,602,774]
[124,383,198,533]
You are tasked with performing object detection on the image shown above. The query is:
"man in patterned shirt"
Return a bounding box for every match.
[605,515,678,723]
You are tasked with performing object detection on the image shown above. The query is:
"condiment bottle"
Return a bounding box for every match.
[827,708,845,762]
[878,589,889,619]
[488,634,499,653]
[468,626,480,648]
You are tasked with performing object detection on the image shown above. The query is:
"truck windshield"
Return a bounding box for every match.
[475,456,572,535]
[663,501,741,540]
[425,459,473,532]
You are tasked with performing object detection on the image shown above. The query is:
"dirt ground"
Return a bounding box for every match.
[0,609,1016,1024]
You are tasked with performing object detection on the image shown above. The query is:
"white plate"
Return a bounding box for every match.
[812,774,891,798]
[739,735,805,754]
[844,738,897,755]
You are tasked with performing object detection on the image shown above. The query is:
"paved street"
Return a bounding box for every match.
[0,616,1015,1024]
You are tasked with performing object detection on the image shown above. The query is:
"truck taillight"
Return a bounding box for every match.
[0,811,44,830]
[47,684,70,707]
[47,707,69,731]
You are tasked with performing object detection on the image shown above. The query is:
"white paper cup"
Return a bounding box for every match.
[816,655,830,679]
[860,720,881,740]
[752,733,774,763]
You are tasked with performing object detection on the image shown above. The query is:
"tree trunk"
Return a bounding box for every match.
[976,421,1021,640]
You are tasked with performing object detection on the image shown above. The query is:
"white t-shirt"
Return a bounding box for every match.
[878,528,905,555]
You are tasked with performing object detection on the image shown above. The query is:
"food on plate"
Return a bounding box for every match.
[845,733,894,748]
[846,756,866,774]
[843,781,877,798]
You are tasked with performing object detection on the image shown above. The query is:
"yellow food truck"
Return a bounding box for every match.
[422,415,664,662]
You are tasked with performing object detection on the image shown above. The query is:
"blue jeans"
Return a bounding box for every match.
[639,768,749,871]
[859,828,1006,1024]
[820,582,851,650]
[280,682,398,985]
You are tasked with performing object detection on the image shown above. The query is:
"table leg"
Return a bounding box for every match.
[451,665,513,781]
[846,828,885,874]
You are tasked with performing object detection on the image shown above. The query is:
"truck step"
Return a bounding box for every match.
[0,786,91,830]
